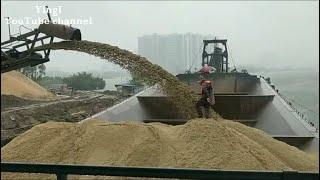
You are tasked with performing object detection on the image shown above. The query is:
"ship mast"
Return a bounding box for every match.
[202,38,229,73]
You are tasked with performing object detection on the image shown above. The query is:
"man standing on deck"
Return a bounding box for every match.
[196,76,215,118]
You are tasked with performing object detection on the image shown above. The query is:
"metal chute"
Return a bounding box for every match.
[38,23,81,41]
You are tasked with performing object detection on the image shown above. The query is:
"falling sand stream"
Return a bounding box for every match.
[36,40,199,119]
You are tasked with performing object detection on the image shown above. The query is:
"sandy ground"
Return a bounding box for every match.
[1,118,318,180]
[1,71,56,101]
[1,93,121,147]
[1,70,124,147]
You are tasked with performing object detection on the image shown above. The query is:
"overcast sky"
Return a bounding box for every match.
[1,1,319,73]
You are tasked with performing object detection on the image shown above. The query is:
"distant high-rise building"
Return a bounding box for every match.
[138,33,213,75]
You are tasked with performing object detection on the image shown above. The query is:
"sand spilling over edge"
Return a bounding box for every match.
[1,71,56,101]
[35,40,198,118]
[1,119,318,179]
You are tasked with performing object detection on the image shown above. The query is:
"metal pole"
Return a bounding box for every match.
[45,6,52,22]
[224,42,228,73]
[2,162,319,180]
[5,17,11,39]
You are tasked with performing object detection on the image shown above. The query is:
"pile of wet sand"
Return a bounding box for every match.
[1,118,318,179]
[1,71,56,101]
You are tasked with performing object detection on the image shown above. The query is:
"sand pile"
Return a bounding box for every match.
[2,119,318,179]
[35,41,198,118]
[1,71,56,101]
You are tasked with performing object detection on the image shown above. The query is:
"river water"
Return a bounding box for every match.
[254,70,319,128]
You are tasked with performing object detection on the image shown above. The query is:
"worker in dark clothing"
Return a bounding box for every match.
[196,78,215,118]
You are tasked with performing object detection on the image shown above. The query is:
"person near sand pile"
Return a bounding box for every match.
[196,75,215,118]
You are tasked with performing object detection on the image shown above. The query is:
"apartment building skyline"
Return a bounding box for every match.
[138,33,214,75]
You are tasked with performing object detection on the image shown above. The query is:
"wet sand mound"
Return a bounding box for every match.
[1,119,318,179]
[1,71,56,101]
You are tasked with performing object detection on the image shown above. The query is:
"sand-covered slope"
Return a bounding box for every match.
[1,71,56,101]
[2,119,318,179]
